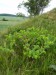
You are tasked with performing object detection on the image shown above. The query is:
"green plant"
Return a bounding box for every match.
[3,27,56,60]
[0,25,56,75]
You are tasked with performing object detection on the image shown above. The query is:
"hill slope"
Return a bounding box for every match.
[0,13,16,17]
[8,8,56,35]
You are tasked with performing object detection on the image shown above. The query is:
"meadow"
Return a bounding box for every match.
[0,16,26,31]
[0,9,56,75]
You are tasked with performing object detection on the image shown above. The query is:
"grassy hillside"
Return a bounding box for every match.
[0,9,56,75]
[6,8,56,36]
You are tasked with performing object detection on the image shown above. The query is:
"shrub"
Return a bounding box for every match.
[16,12,25,17]
[0,27,56,75]
[3,27,56,60]
[2,18,8,21]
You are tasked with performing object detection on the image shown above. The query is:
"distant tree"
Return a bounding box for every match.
[2,18,8,21]
[16,12,25,17]
[18,0,51,16]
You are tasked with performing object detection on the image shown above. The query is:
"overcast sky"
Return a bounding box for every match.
[0,0,56,16]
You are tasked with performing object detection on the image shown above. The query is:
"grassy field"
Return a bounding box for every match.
[0,9,56,75]
[0,16,26,31]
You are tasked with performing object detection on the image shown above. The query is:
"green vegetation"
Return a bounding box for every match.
[16,12,25,17]
[18,0,50,16]
[0,9,56,75]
